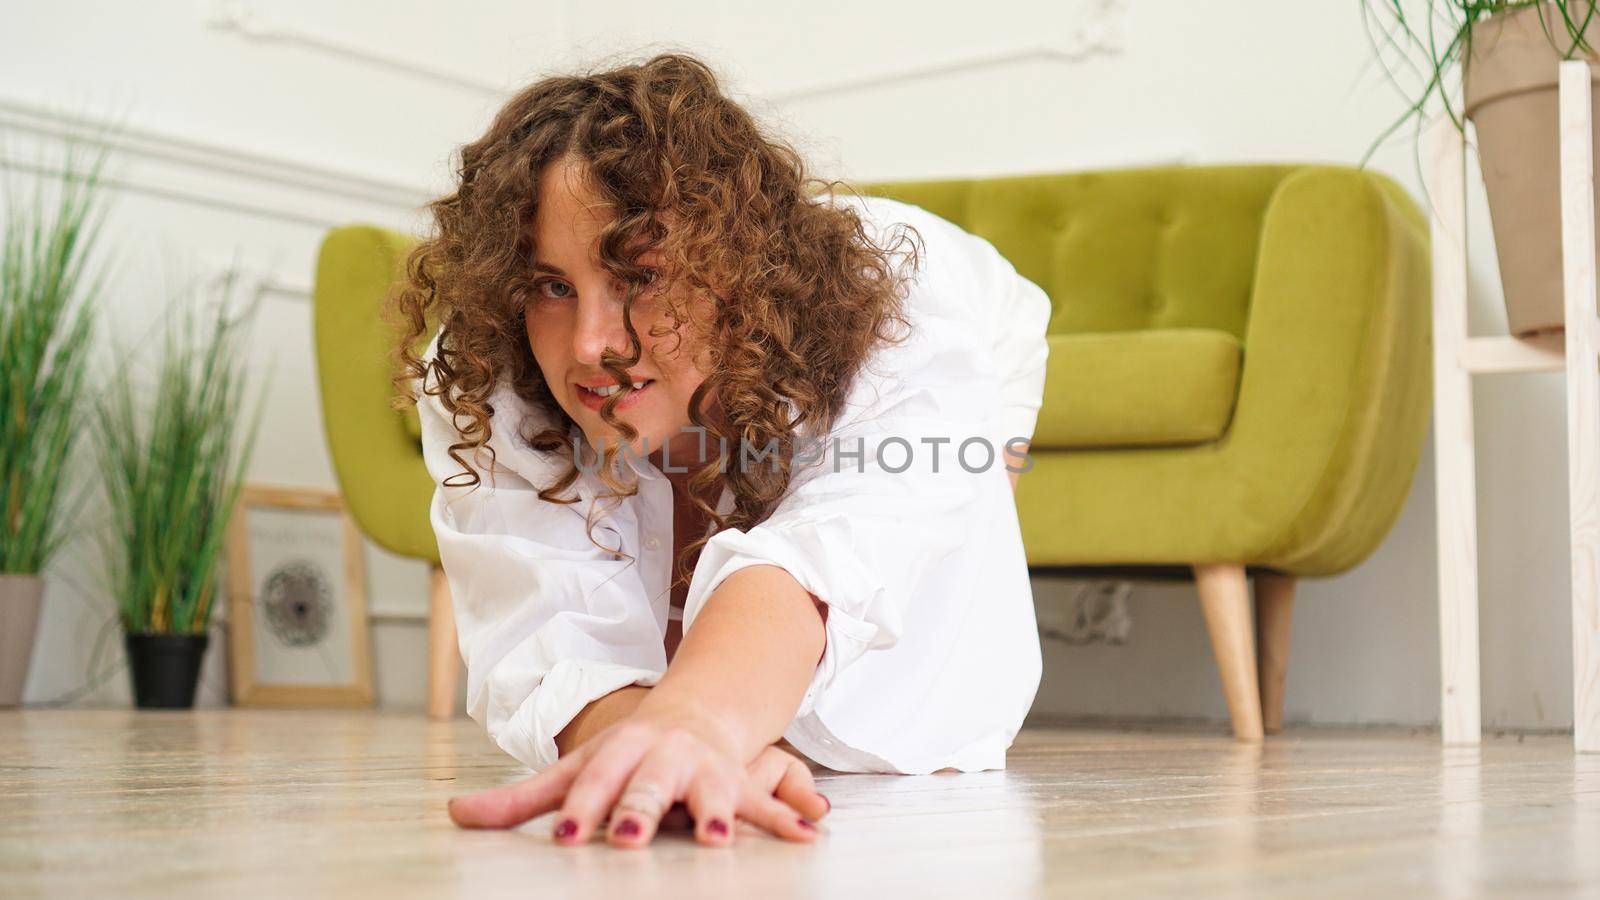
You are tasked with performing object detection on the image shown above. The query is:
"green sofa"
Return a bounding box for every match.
[313,162,1431,733]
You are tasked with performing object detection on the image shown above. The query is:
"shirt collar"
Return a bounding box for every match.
[569,426,736,517]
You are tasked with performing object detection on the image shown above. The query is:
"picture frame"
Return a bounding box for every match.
[225,483,374,707]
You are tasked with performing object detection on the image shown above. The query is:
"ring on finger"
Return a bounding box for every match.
[615,782,671,820]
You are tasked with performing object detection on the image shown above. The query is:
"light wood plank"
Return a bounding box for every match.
[1,710,1594,896]
[1557,60,1600,754]
[1458,334,1566,374]
[1427,112,1483,746]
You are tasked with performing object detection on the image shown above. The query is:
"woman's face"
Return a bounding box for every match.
[524,156,712,470]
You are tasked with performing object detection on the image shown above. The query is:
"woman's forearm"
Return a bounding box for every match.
[563,431,1017,760]
[554,685,650,756]
[640,564,826,762]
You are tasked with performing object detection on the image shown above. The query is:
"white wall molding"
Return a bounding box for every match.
[200,256,313,302]
[0,93,432,229]
[202,0,511,98]
[0,154,348,232]
[768,0,1128,104]
[202,0,1126,111]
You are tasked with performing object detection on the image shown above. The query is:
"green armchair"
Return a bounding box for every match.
[864,163,1431,741]
[313,226,457,718]
[313,162,1431,734]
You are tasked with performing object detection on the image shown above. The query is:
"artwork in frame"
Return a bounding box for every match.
[225,484,374,706]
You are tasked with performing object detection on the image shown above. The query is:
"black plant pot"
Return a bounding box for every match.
[124,632,209,709]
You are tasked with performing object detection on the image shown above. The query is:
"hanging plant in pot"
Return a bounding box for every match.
[0,137,112,707]
[93,271,267,709]
[1362,1,1600,338]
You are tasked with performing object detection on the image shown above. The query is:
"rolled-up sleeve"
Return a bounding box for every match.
[677,307,1001,721]
[415,349,664,772]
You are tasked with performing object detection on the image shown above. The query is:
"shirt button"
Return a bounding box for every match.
[645,537,660,550]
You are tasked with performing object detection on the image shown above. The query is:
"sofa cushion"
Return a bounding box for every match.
[1031,328,1242,449]
[396,330,1243,451]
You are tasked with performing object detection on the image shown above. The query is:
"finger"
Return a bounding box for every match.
[749,746,828,821]
[553,731,654,844]
[447,749,587,830]
[684,771,739,847]
[598,798,693,827]
[736,782,820,843]
[745,746,791,794]
[607,745,692,848]
[772,755,829,821]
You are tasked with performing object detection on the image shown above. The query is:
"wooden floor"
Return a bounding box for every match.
[2,710,1597,898]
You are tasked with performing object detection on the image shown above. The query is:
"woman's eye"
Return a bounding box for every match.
[535,279,572,300]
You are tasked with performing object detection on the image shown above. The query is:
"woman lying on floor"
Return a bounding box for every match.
[391,51,1051,850]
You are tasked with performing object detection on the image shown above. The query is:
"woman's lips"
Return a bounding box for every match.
[576,379,654,412]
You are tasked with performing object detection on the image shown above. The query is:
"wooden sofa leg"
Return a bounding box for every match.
[1254,572,1296,735]
[427,565,459,720]
[1193,563,1264,742]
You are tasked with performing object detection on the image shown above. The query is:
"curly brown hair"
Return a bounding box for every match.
[386,50,922,599]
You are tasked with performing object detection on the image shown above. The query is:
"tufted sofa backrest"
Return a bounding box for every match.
[861,164,1302,342]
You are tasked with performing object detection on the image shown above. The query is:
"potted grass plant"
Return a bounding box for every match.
[1361,0,1600,337]
[93,270,268,708]
[0,138,112,707]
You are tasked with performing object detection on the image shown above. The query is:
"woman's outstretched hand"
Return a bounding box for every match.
[445,700,829,848]
[653,744,832,835]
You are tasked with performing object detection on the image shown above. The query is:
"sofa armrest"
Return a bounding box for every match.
[1221,165,1432,572]
[312,224,439,563]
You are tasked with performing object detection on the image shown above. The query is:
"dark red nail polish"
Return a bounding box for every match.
[818,793,831,813]
[616,818,641,837]
[797,817,815,831]
[553,818,578,840]
[707,818,729,837]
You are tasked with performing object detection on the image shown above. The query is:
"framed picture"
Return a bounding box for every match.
[225,483,374,707]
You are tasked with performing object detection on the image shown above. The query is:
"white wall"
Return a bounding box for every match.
[1,0,1570,730]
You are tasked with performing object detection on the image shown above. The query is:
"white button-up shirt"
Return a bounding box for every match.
[415,193,1051,775]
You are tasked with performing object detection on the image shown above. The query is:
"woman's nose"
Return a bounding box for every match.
[571,284,632,365]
